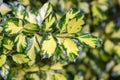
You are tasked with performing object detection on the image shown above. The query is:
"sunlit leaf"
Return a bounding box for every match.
[15,33,27,52]
[0,55,6,67]
[67,15,84,33]
[15,5,25,19]
[25,36,40,60]
[25,11,37,24]
[12,54,29,64]
[77,34,101,48]
[24,23,39,31]
[0,3,11,15]
[58,8,80,33]
[37,2,52,26]
[41,34,57,57]
[42,12,56,31]
[54,73,67,80]
[2,37,14,50]
[4,19,23,35]
[61,38,78,58]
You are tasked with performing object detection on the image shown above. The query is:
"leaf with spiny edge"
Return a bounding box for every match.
[4,19,23,35]
[25,11,37,24]
[2,37,14,50]
[15,33,27,52]
[67,15,84,33]
[42,12,56,32]
[59,38,78,59]
[25,36,40,61]
[77,34,101,48]
[58,8,81,33]
[37,2,52,26]
[12,54,30,64]
[41,34,57,57]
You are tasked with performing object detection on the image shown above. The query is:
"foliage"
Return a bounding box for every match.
[0,0,120,80]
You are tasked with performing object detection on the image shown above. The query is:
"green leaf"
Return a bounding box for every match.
[37,2,52,26]
[58,9,80,32]
[0,55,6,67]
[12,54,30,64]
[77,34,101,48]
[67,15,84,33]
[42,13,56,31]
[54,73,67,80]
[24,23,39,31]
[62,38,78,58]
[4,20,23,35]
[25,36,40,60]
[41,34,57,57]
[2,37,14,50]
[15,33,27,52]
[25,11,37,24]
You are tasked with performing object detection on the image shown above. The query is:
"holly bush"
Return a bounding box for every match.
[0,0,120,80]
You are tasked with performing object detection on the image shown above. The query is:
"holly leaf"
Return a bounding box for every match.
[25,36,40,60]
[58,8,81,33]
[77,34,101,48]
[41,34,57,57]
[0,55,6,67]
[61,38,78,58]
[67,15,84,33]
[12,54,29,64]
[2,37,14,50]
[37,2,52,26]
[4,19,23,35]
[42,12,56,32]
[15,33,27,52]
[25,11,37,24]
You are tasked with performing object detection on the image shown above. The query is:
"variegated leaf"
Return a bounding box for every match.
[4,19,23,35]
[15,33,27,52]
[42,12,56,31]
[24,23,39,31]
[2,37,14,50]
[77,34,101,48]
[12,54,30,64]
[15,5,25,19]
[25,36,40,60]
[25,11,37,24]
[37,2,52,26]
[62,38,78,58]
[41,34,57,57]
[58,8,81,33]
[0,55,6,67]
[67,15,84,33]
